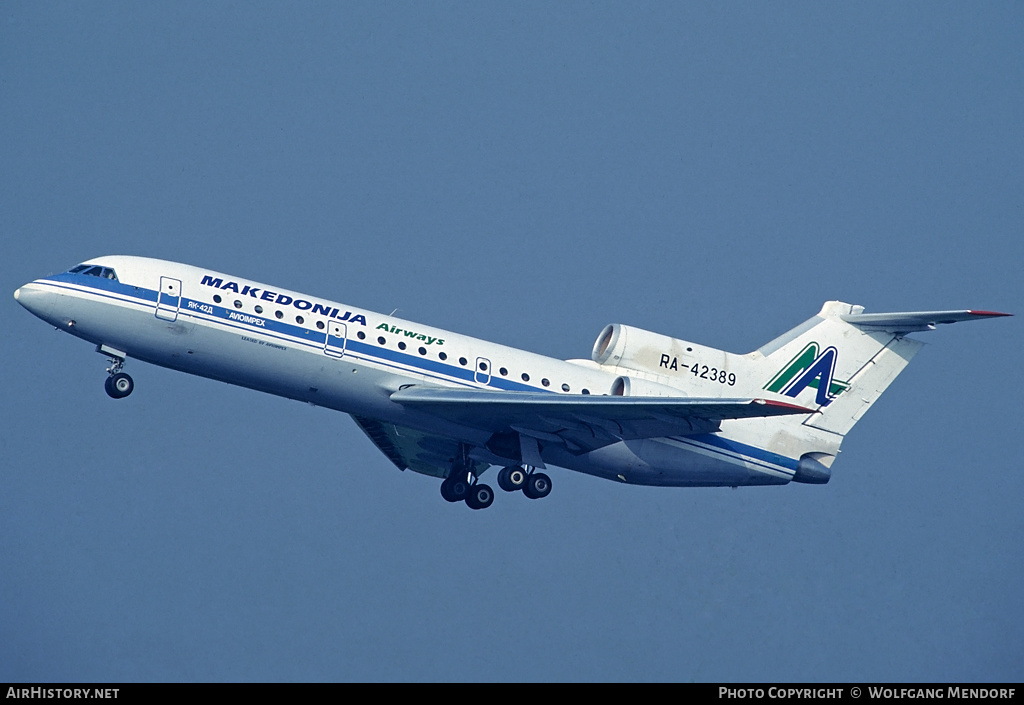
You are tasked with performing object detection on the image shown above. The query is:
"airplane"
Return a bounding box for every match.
[14,256,1010,509]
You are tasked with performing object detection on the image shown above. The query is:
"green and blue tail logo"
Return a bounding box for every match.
[765,342,850,407]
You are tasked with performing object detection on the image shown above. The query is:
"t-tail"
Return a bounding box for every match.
[756,302,1008,434]
[743,302,1011,481]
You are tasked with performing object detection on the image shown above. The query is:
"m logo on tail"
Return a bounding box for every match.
[765,342,850,407]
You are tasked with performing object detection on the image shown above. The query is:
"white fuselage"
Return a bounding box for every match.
[15,256,807,488]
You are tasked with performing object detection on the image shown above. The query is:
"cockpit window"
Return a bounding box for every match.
[68,264,118,281]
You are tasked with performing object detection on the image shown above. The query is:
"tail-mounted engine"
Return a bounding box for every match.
[593,323,719,373]
[592,322,738,396]
[609,375,685,397]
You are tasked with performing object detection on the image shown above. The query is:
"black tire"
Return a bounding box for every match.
[441,476,469,503]
[466,484,494,510]
[105,372,134,399]
[523,472,552,500]
[497,466,527,492]
[440,481,459,502]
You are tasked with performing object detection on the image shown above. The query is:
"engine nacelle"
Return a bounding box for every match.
[592,323,710,376]
[592,322,747,398]
[609,375,686,398]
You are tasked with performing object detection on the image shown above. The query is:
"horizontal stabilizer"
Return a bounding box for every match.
[841,309,1011,333]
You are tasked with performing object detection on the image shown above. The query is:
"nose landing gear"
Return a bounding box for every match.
[99,345,134,399]
[104,371,134,399]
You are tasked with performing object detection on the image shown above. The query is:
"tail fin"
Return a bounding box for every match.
[754,302,1009,437]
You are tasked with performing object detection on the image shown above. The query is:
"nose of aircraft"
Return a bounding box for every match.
[14,281,57,321]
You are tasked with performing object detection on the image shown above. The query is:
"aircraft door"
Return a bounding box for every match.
[155,277,182,321]
[475,357,492,385]
[324,321,347,358]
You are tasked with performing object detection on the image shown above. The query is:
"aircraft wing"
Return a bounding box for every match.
[389,386,813,455]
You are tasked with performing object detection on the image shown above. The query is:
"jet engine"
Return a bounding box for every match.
[609,375,686,397]
[592,322,718,375]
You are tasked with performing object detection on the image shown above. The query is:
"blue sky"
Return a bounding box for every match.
[2,2,1021,681]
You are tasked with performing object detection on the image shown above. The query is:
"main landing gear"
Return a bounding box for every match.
[441,468,495,510]
[500,465,552,500]
[440,446,495,510]
[441,458,553,510]
[100,347,134,399]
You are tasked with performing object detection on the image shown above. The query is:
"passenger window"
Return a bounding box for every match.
[561,383,570,392]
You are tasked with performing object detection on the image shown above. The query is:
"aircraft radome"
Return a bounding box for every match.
[15,257,1011,509]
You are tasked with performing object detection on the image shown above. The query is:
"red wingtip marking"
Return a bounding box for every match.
[968,310,1013,317]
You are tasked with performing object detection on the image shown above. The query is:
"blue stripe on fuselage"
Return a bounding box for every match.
[673,433,799,473]
[44,273,539,393]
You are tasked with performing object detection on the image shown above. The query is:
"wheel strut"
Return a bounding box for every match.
[440,444,474,503]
